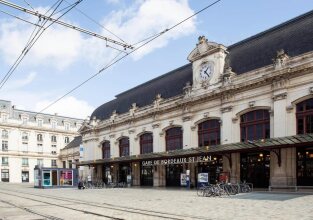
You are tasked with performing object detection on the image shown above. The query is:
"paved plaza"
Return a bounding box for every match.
[0,183,312,220]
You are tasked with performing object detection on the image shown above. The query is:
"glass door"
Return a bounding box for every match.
[141,166,153,186]
[22,171,29,182]
[297,147,313,186]
[43,170,51,186]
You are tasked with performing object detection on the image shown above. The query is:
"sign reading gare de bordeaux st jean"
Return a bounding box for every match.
[141,155,213,167]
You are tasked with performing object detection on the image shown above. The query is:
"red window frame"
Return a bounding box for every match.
[296,98,313,134]
[140,133,153,154]
[240,110,270,142]
[198,119,220,147]
[119,138,129,157]
[102,141,110,159]
[165,127,183,151]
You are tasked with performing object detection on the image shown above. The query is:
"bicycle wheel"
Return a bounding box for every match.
[197,187,206,196]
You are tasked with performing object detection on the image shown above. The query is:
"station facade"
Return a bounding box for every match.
[79,11,313,188]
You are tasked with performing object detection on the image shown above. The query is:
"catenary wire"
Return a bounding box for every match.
[0,0,83,90]
[35,0,222,115]
[0,0,64,88]
[64,0,126,43]
[22,0,34,10]
[0,9,42,27]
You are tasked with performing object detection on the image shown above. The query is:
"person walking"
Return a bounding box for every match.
[87,175,92,188]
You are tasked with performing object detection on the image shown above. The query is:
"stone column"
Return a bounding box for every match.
[182,115,192,149]
[131,162,140,186]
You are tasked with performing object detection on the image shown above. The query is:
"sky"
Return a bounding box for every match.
[0,0,311,119]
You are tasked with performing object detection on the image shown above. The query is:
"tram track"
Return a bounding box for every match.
[0,198,63,220]
[0,188,207,220]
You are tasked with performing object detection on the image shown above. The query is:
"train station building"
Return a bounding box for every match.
[78,11,313,188]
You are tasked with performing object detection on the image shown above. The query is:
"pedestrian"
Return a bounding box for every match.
[87,175,92,188]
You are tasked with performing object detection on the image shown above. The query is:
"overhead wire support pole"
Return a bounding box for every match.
[0,0,134,50]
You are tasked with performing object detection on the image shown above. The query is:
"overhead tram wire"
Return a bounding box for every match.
[0,9,43,27]
[0,0,133,49]
[0,0,83,90]
[63,0,126,43]
[35,0,222,115]
[22,0,34,11]
[0,0,65,89]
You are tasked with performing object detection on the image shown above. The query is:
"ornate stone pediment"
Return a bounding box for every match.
[187,36,226,62]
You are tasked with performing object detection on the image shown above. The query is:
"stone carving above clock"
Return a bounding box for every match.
[187,36,226,62]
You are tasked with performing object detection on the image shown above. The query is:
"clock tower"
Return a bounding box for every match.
[187,36,228,89]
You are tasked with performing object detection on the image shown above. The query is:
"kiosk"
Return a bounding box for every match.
[34,166,78,188]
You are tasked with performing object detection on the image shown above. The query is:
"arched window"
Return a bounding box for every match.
[240,109,270,142]
[198,119,220,147]
[2,130,8,138]
[166,127,183,151]
[102,141,110,159]
[119,138,129,157]
[51,135,57,143]
[296,98,313,134]
[140,133,153,154]
[64,137,70,144]
[37,134,43,142]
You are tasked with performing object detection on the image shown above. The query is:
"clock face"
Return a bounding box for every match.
[199,62,213,80]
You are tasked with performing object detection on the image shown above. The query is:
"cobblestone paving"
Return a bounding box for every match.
[0,183,312,220]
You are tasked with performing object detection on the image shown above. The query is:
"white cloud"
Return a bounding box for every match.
[5,71,37,89]
[0,0,196,69]
[35,96,94,119]
[103,0,196,60]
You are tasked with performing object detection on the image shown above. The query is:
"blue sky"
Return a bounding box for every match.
[0,0,311,119]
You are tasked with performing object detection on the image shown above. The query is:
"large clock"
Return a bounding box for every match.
[199,62,214,80]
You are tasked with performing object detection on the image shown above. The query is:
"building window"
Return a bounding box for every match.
[37,134,43,142]
[2,114,8,123]
[65,123,70,131]
[37,143,43,153]
[140,133,153,154]
[22,158,29,166]
[165,127,183,151]
[198,119,221,147]
[2,130,8,139]
[51,151,57,155]
[102,141,110,159]
[63,161,66,168]
[22,117,28,125]
[22,132,28,141]
[51,121,57,129]
[119,138,129,157]
[1,169,9,182]
[22,142,28,152]
[51,160,57,167]
[240,109,270,142]
[69,160,72,169]
[2,141,8,151]
[37,159,43,166]
[296,98,313,134]
[37,119,43,127]
[51,135,57,143]
[1,157,8,165]
[64,137,70,144]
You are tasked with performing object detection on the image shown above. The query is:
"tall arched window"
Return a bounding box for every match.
[166,127,183,151]
[296,98,313,134]
[198,119,220,147]
[240,109,270,142]
[140,133,153,154]
[37,134,43,142]
[119,138,129,157]
[102,141,110,159]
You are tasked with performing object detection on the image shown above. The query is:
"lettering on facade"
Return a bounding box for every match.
[141,155,212,166]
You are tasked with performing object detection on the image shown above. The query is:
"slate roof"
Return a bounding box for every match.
[91,10,313,121]
[64,136,82,149]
